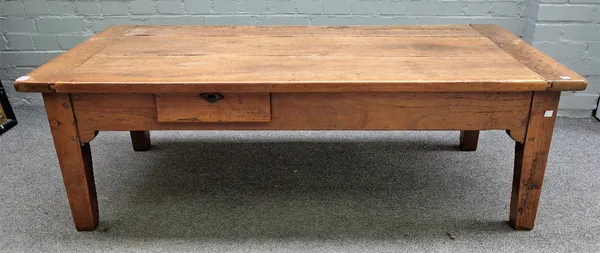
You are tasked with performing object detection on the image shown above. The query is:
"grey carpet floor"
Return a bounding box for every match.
[1,107,599,253]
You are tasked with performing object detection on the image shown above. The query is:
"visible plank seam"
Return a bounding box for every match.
[470,24,586,92]
[517,92,536,144]
[470,24,548,88]
[518,93,536,219]
[125,25,483,37]
[68,93,84,145]
[521,92,536,143]
[269,93,273,117]
[47,26,138,92]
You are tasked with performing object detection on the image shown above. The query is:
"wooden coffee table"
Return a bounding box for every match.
[15,25,586,231]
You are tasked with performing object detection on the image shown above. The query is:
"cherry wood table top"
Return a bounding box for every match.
[14,25,586,94]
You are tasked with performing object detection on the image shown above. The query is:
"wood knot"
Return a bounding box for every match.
[48,119,62,129]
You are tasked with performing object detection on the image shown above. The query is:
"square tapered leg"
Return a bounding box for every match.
[510,92,560,230]
[44,94,99,231]
[130,131,151,151]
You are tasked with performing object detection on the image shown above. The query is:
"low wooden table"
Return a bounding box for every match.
[15,25,586,231]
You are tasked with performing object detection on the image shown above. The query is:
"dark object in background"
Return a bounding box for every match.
[0,81,18,135]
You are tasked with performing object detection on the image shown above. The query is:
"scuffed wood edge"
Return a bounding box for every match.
[52,80,550,94]
[471,24,587,92]
[14,25,138,93]
[510,91,560,230]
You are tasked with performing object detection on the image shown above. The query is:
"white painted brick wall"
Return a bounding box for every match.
[0,0,597,117]
[524,0,600,117]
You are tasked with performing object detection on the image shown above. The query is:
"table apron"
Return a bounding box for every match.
[71,92,532,142]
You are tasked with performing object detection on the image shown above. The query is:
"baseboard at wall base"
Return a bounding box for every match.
[558,109,595,118]
[557,92,598,118]
[558,92,599,111]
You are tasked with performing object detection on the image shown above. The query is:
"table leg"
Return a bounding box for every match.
[510,91,560,230]
[130,131,151,151]
[44,94,99,231]
[459,130,480,151]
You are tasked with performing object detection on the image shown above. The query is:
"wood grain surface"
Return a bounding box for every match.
[125,25,484,37]
[54,54,545,93]
[71,92,531,140]
[156,93,271,122]
[472,24,586,91]
[14,26,136,92]
[43,93,98,231]
[510,91,561,230]
[15,25,587,93]
[101,36,504,57]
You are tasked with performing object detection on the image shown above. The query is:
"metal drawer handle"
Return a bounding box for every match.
[200,93,224,103]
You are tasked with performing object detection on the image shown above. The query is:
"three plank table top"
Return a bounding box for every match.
[15,25,586,231]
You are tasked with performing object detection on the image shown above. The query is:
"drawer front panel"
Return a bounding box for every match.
[155,93,271,123]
